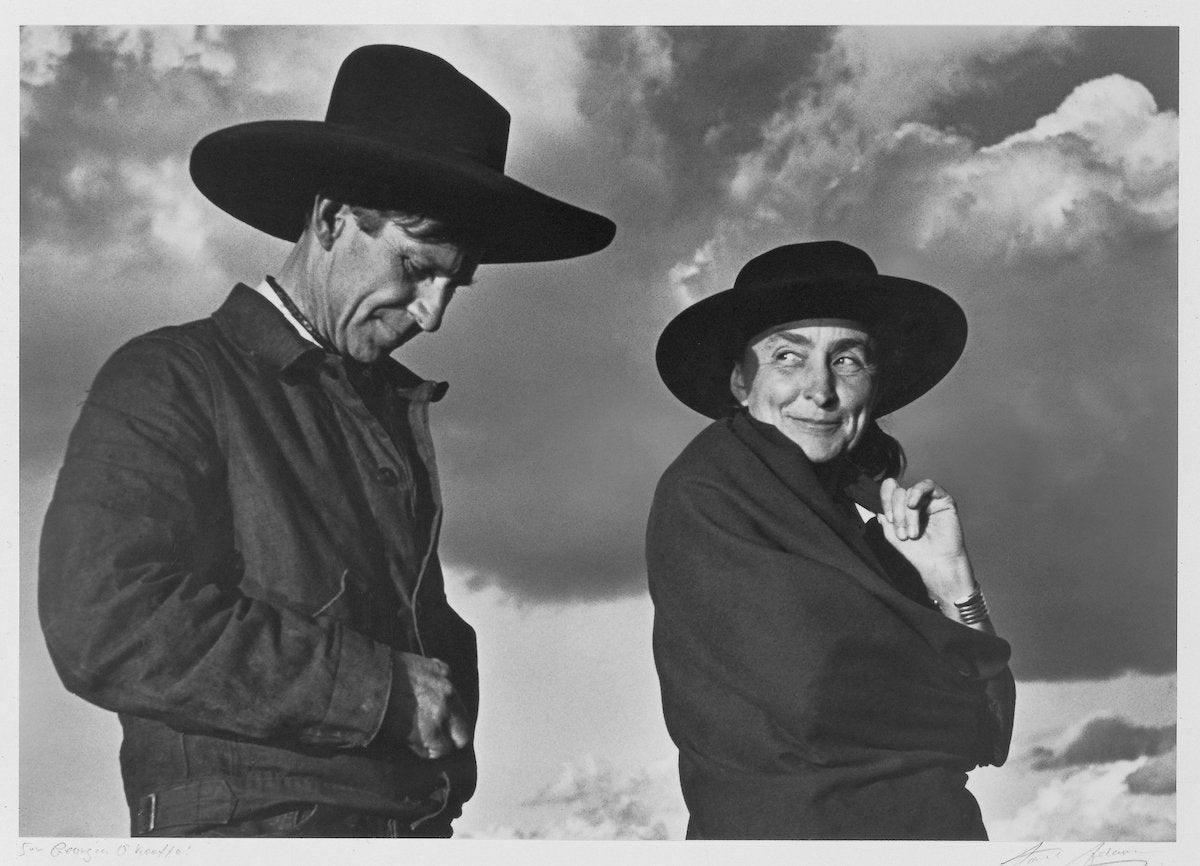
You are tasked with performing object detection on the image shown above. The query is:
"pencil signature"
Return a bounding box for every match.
[1001,841,1155,866]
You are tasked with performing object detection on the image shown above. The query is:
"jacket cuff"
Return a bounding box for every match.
[316,627,393,748]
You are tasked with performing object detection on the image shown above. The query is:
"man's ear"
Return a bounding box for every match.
[310,195,347,251]
[729,363,750,405]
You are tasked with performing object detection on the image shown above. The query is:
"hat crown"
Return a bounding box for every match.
[733,241,878,291]
[325,44,509,171]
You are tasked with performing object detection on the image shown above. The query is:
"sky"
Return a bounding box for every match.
[14,19,1185,857]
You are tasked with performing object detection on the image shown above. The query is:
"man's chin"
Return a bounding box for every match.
[389,327,421,352]
[357,325,421,360]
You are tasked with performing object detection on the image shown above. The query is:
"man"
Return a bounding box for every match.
[38,44,614,838]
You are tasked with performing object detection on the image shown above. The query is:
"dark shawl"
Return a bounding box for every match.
[646,412,1014,840]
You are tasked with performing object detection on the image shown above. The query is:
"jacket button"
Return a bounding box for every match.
[376,467,399,486]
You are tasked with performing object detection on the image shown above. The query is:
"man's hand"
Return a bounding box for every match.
[878,477,975,603]
[385,652,473,760]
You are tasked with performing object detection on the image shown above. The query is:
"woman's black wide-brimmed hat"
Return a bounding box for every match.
[190,44,615,264]
[656,241,968,419]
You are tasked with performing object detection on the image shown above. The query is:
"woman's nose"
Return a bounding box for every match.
[801,365,837,407]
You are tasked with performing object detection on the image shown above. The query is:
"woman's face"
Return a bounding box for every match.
[731,318,879,463]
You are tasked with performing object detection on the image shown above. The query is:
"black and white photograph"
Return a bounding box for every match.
[14,12,1187,864]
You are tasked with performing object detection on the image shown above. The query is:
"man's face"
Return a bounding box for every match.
[731,318,879,464]
[315,206,479,363]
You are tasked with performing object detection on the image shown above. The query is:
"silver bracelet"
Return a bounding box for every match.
[953,588,990,624]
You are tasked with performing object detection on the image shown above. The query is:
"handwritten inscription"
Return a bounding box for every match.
[1067,843,1152,866]
[18,841,191,862]
[1001,841,1157,866]
[1004,842,1066,864]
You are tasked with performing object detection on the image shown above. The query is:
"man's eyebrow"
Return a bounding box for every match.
[407,254,478,286]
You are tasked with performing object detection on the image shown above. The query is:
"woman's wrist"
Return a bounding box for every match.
[921,555,976,605]
[927,580,997,633]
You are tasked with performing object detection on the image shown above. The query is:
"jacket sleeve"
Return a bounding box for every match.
[38,334,394,749]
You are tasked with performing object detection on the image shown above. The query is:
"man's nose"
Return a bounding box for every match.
[408,278,456,332]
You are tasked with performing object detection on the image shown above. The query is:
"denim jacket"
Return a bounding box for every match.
[39,285,478,833]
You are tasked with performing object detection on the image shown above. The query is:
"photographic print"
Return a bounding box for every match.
[16,19,1181,862]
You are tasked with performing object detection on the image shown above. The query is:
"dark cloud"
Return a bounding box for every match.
[879,232,1177,680]
[1030,716,1176,770]
[1124,749,1176,795]
[588,27,831,198]
[574,26,833,248]
[411,254,698,602]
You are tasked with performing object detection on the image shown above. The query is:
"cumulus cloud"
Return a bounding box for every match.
[461,757,685,839]
[21,25,235,81]
[22,28,241,246]
[676,40,1177,294]
[667,240,715,306]
[19,25,235,125]
[910,75,1177,258]
[669,26,1081,300]
[19,27,71,86]
[1029,715,1176,770]
[995,759,1176,841]
[999,713,1178,838]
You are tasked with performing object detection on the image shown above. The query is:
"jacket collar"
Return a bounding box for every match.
[212,284,448,398]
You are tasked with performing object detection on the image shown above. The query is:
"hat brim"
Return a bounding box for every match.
[190,121,616,264]
[656,275,967,419]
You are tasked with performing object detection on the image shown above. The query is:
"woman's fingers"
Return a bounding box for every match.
[906,479,937,538]
[883,478,911,539]
[881,478,946,540]
[880,477,897,526]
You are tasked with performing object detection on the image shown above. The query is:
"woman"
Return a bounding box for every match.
[647,241,1015,840]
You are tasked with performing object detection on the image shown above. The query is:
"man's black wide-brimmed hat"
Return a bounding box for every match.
[190,44,615,264]
[656,241,968,419]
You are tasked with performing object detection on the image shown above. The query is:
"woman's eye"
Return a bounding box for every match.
[833,354,865,370]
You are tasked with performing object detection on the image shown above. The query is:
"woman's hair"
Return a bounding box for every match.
[847,420,906,481]
[849,326,907,480]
